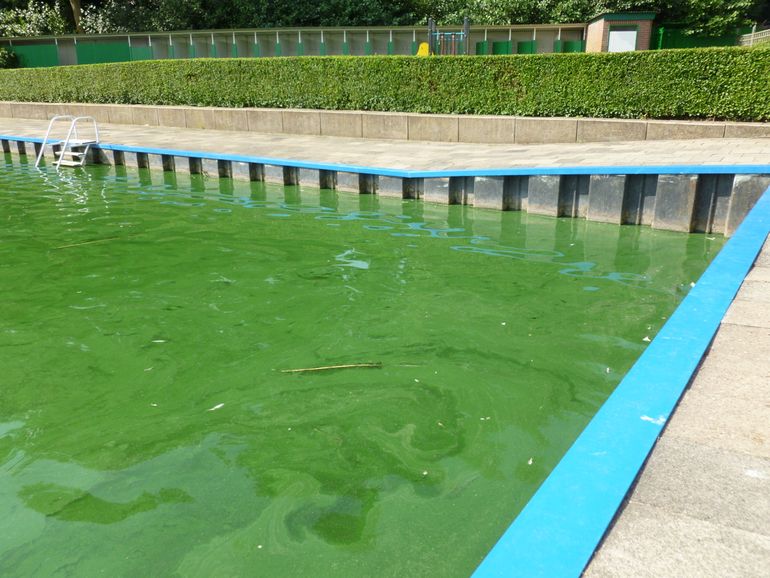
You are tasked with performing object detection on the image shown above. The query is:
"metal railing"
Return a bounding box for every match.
[35,115,99,169]
[738,28,770,46]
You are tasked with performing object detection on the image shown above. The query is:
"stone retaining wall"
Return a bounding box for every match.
[2,101,769,144]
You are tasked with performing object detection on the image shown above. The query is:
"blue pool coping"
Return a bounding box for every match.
[472,185,770,577]
[3,132,770,575]
[1,134,770,179]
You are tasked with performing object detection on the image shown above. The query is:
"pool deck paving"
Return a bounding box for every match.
[1,115,769,576]
[1,117,770,170]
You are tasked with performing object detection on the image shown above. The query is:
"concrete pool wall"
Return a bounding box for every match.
[3,133,768,237]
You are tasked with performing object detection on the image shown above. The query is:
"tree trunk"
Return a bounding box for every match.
[69,0,83,34]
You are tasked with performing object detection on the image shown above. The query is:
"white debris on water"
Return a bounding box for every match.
[207,403,225,412]
[527,458,533,465]
[643,336,651,342]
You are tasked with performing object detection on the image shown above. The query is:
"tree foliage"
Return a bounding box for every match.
[0,0,69,36]
[0,0,765,37]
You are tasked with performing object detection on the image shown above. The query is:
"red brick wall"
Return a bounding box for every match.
[587,17,654,52]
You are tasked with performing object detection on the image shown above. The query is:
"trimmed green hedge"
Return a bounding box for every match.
[0,47,768,121]
[0,48,18,69]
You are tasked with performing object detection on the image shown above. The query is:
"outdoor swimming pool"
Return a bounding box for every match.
[0,159,725,576]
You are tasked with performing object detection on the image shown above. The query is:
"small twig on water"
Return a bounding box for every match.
[281,362,382,373]
[53,237,121,250]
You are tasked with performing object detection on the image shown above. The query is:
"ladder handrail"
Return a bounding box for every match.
[35,114,99,170]
[35,115,75,167]
[73,116,100,144]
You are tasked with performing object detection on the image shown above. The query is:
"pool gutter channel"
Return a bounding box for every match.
[2,134,769,236]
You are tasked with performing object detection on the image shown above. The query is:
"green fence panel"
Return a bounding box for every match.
[296,42,305,56]
[364,41,373,56]
[654,26,744,49]
[77,40,131,64]
[11,43,59,68]
[210,43,218,58]
[516,40,537,54]
[563,40,585,53]
[129,46,153,62]
[231,44,238,57]
[387,41,394,55]
[553,39,564,52]
[274,43,282,57]
[342,41,350,56]
[475,40,489,55]
[411,41,418,55]
[492,40,512,55]
[319,42,327,56]
[251,42,260,57]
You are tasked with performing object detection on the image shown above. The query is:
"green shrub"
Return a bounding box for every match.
[0,48,18,69]
[0,47,767,121]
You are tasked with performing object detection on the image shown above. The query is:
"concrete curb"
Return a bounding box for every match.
[0,101,768,144]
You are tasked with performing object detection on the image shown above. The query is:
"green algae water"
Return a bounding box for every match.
[0,157,724,577]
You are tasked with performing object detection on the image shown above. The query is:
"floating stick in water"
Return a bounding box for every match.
[280,362,382,373]
[53,237,120,249]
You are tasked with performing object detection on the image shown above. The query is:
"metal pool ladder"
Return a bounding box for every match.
[35,115,100,169]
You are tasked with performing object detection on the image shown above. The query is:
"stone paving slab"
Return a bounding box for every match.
[586,503,770,578]
[723,299,770,329]
[1,117,770,172]
[734,280,770,303]
[663,390,770,459]
[620,437,770,535]
[687,326,770,400]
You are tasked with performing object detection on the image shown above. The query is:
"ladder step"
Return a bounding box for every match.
[57,159,83,167]
[55,150,85,158]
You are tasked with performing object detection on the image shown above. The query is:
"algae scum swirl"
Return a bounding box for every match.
[0,159,723,577]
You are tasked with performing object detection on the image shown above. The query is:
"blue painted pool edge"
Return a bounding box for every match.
[1,134,769,179]
[472,185,770,578]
